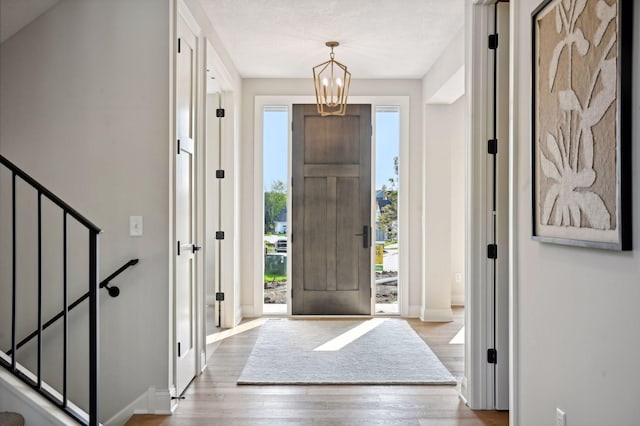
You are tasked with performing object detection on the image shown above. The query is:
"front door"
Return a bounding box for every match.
[175,14,198,395]
[291,104,372,315]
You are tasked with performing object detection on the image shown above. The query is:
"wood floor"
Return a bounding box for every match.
[127,307,508,426]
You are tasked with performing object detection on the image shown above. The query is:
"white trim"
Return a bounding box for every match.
[465,0,496,410]
[0,368,75,426]
[253,96,411,318]
[408,304,422,318]
[451,292,465,306]
[174,0,203,398]
[508,0,520,423]
[167,0,177,401]
[104,387,174,426]
[420,308,454,322]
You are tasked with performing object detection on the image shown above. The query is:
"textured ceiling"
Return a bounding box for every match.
[197,0,465,79]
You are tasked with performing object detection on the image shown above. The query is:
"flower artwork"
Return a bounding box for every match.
[532,0,632,250]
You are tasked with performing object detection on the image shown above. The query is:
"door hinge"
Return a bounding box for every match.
[177,139,181,154]
[177,240,181,256]
[370,287,372,299]
[216,169,225,179]
[488,244,497,259]
[488,33,498,50]
[216,108,225,118]
[291,233,293,243]
[488,139,498,155]
[215,231,225,240]
[178,342,181,357]
[488,348,497,364]
[291,121,294,132]
[215,292,225,301]
[177,38,181,53]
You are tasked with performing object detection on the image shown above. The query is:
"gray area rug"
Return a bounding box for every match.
[237,319,457,385]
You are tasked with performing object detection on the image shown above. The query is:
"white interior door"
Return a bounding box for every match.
[175,14,198,396]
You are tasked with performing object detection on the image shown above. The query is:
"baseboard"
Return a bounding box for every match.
[0,368,73,426]
[407,305,422,318]
[104,387,174,426]
[451,293,465,306]
[420,308,454,322]
[241,304,255,318]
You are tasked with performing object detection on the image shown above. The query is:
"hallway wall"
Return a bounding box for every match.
[423,97,467,311]
[513,1,640,424]
[0,0,171,420]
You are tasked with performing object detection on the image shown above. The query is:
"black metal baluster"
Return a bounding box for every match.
[89,231,99,426]
[37,191,42,388]
[63,212,68,407]
[11,172,17,371]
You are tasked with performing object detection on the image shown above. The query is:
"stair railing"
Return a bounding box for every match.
[7,258,139,357]
[1,154,103,425]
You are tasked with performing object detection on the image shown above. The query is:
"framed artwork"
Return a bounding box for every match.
[531,0,632,250]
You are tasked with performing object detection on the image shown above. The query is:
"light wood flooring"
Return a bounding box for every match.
[127,307,508,425]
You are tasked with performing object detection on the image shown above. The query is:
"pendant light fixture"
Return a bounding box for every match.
[312,41,351,116]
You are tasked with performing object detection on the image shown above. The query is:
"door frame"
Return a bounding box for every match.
[172,2,204,400]
[464,0,513,413]
[170,0,239,403]
[252,96,410,318]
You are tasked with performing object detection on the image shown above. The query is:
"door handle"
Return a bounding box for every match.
[177,241,200,255]
[354,225,370,249]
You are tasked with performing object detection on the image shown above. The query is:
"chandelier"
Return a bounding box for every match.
[312,41,351,116]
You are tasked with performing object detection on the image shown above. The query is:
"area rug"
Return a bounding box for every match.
[237,318,456,385]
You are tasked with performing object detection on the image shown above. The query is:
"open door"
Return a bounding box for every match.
[291,104,372,315]
[175,14,198,396]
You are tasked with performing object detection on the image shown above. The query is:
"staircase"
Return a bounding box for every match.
[0,154,137,425]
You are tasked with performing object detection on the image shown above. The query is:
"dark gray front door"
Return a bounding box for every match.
[291,104,372,315]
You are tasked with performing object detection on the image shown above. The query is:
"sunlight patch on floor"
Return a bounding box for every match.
[313,318,389,352]
[449,326,464,344]
[206,318,268,345]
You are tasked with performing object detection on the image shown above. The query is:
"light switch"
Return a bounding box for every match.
[130,216,143,237]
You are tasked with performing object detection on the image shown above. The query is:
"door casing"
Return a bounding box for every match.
[252,96,411,318]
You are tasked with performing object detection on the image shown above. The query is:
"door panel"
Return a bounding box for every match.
[175,14,197,396]
[292,104,371,315]
[336,177,359,291]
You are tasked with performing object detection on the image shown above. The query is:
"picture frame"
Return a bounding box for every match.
[531,0,633,250]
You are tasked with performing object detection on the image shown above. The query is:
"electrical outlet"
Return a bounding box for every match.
[556,408,566,426]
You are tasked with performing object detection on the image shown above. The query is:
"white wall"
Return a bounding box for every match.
[449,97,466,306]
[422,97,467,318]
[423,27,465,105]
[240,79,424,317]
[423,97,467,309]
[0,0,171,421]
[513,1,640,424]
[421,22,466,318]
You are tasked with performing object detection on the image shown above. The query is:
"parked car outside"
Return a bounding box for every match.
[275,238,287,253]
